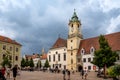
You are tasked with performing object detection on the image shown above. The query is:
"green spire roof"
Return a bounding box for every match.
[70,9,79,22]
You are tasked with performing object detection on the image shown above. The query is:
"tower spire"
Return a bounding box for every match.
[42,48,45,54]
[70,9,79,22]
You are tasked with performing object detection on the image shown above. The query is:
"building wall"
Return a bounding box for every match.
[82,54,97,71]
[33,58,40,67]
[47,47,67,70]
[0,41,21,67]
[41,59,46,67]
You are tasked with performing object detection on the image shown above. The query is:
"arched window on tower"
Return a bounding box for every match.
[77,24,79,28]
[71,59,73,64]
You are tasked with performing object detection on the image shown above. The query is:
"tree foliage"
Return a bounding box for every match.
[29,58,34,67]
[92,35,118,68]
[1,51,11,67]
[21,58,26,67]
[37,60,41,68]
[25,58,29,67]
[107,65,120,79]
[44,59,50,68]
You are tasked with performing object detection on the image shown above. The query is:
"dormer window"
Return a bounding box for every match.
[81,48,85,55]
[90,47,95,54]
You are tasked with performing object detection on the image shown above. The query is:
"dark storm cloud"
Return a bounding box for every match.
[0,0,120,56]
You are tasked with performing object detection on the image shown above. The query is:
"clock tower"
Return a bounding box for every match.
[67,10,82,70]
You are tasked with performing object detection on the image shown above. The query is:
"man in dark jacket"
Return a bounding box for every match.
[12,65,18,80]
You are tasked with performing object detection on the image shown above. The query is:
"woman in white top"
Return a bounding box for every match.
[6,67,11,79]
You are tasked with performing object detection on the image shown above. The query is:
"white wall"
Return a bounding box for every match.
[82,54,97,71]
[47,47,67,70]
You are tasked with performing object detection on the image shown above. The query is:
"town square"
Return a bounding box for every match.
[4,70,113,80]
[0,0,120,80]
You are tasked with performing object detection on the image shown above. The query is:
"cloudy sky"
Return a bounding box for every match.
[0,0,120,56]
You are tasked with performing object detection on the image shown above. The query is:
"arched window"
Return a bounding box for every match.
[81,48,85,55]
[16,56,18,61]
[71,59,73,64]
[3,54,5,59]
[90,47,95,54]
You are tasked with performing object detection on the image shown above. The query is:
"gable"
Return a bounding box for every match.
[51,37,67,49]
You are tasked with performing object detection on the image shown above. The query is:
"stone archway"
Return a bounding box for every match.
[78,65,83,72]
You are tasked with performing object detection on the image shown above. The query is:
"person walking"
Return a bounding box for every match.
[62,69,66,80]
[81,69,84,79]
[84,67,88,80]
[0,68,6,80]
[12,65,18,80]
[6,67,11,79]
[67,70,70,80]
[1,67,6,77]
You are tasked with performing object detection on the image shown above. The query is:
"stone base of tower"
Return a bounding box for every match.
[67,64,78,71]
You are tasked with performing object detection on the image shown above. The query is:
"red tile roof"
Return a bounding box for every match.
[41,54,47,60]
[25,54,40,59]
[51,37,67,49]
[0,35,21,46]
[78,32,120,55]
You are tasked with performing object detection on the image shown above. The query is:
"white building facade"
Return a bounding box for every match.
[47,38,67,70]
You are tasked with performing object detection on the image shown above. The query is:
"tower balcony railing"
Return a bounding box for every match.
[68,34,83,38]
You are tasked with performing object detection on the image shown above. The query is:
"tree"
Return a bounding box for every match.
[25,58,29,67]
[92,35,118,78]
[107,65,120,80]
[1,51,11,67]
[21,58,26,67]
[37,60,41,68]
[44,59,50,68]
[29,58,34,67]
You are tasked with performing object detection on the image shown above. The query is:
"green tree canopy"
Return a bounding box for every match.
[29,58,34,67]
[92,35,118,68]
[1,51,11,67]
[25,58,29,67]
[37,60,41,68]
[44,59,50,68]
[92,35,118,78]
[107,65,120,79]
[21,58,26,67]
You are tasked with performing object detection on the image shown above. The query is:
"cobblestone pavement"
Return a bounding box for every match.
[6,71,112,80]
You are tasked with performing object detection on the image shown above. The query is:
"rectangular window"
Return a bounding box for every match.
[16,56,18,61]
[10,47,12,51]
[88,58,91,62]
[9,56,12,60]
[49,55,51,62]
[53,64,54,68]
[71,59,73,64]
[16,48,18,52]
[78,58,80,62]
[88,66,91,70]
[3,45,6,50]
[64,65,66,69]
[58,54,60,61]
[59,64,61,68]
[63,53,66,61]
[83,58,86,62]
[53,55,55,62]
